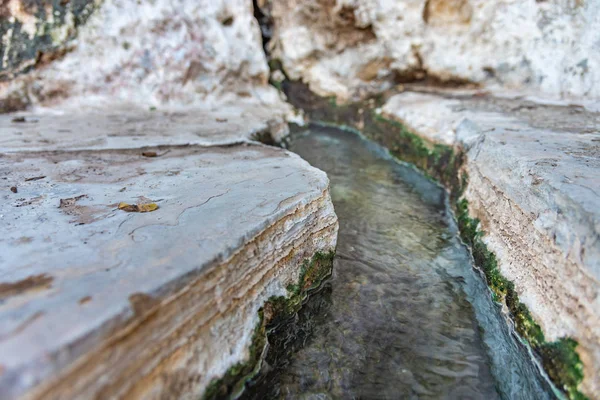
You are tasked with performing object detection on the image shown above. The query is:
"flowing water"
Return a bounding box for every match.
[242,125,555,399]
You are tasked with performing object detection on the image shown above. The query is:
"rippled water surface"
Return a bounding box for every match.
[243,126,554,399]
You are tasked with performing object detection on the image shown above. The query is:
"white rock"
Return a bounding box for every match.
[1,0,286,112]
[0,136,338,399]
[266,0,600,102]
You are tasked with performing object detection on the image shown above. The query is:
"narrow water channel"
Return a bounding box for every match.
[243,125,555,399]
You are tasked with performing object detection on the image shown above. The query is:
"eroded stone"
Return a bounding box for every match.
[1,0,285,112]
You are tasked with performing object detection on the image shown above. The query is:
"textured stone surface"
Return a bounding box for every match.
[0,119,338,399]
[0,100,291,152]
[264,0,600,102]
[1,0,285,111]
[381,90,600,396]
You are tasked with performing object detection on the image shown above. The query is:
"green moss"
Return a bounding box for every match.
[455,198,545,346]
[202,251,335,400]
[266,58,287,93]
[0,0,100,79]
[268,59,283,72]
[203,309,267,400]
[284,81,587,400]
[299,251,336,292]
[540,339,586,400]
[270,79,282,91]
[454,185,584,399]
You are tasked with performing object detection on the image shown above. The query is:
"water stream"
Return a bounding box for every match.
[243,125,555,399]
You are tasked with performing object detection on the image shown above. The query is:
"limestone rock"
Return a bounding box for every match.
[1,0,285,111]
[0,100,291,152]
[381,90,600,397]
[264,0,600,102]
[0,119,338,399]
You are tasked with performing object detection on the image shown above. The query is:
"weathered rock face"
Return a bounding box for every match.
[2,0,599,398]
[1,0,284,111]
[264,0,600,102]
[0,113,338,399]
[381,90,600,397]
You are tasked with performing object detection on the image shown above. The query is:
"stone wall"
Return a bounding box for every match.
[263,0,600,102]
[5,0,598,109]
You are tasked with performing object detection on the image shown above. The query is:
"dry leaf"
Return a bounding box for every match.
[138,203,159,212]
[118,202,138,212]
[118,202,159,213]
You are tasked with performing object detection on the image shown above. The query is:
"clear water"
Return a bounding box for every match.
[242,125,555,399]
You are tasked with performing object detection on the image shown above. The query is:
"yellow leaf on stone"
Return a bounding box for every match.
[117,202,158,213]
[118,202,137,212]
[138,203,159,213]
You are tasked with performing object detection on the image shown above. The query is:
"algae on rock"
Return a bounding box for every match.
[203,251,335,400]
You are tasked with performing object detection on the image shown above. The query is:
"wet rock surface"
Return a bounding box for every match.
[382,90,600,396]
[2,0,599,398]
[0,114,338,399]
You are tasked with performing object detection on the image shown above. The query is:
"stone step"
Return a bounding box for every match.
[0,108,338,399]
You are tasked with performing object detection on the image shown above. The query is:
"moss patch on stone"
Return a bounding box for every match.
[455,195,586,399]
[202,250,335,400]
[281,81,463,192]
[283,81,586,400]
[540,338,586,400]
[202,309,268,400]
[456,198,544,346]
[0,0,100,80]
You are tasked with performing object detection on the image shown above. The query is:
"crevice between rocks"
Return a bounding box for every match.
[203,251,336,400]
[249,7,587,399]
[274,79,587,400]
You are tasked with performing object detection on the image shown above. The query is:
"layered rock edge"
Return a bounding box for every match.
[0,116,339,399]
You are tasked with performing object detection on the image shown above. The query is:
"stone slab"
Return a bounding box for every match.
[381,90,600,396]
[0,140,338,399]
[0,101,290,152]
